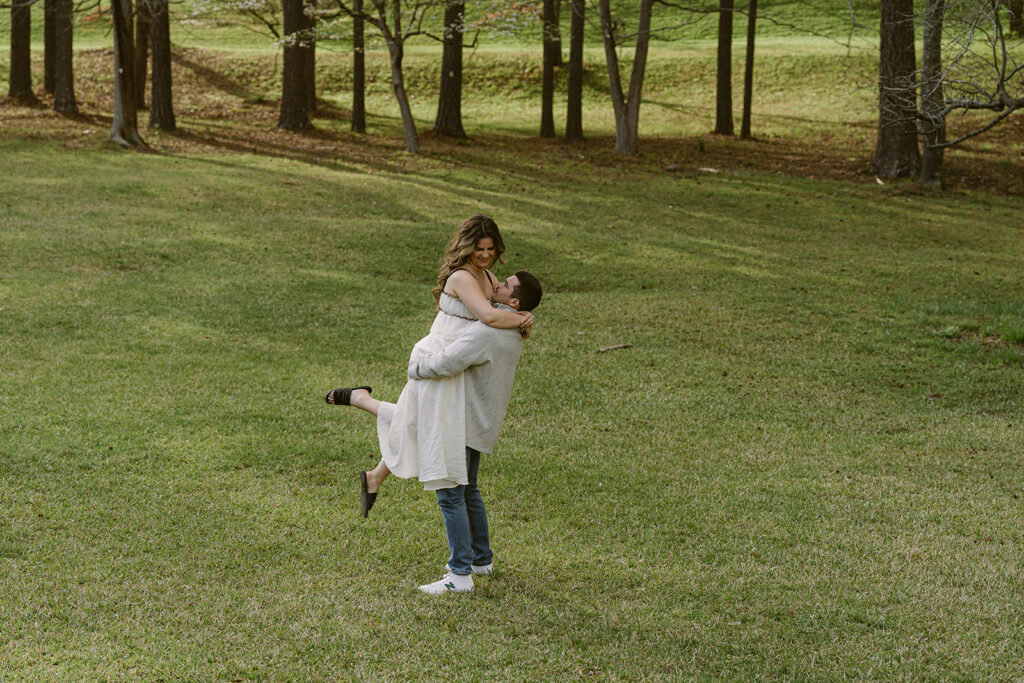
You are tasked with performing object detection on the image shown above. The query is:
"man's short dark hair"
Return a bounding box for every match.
[512,270,543,312]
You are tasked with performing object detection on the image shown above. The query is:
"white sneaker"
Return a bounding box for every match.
[418,572,473,595]
[446,563,494,576]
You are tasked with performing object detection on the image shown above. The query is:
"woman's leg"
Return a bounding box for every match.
[349,388,380,416]
[343,389,388,492]
[365,459,390,493]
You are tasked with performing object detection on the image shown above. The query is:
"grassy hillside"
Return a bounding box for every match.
[1,131,1023,678]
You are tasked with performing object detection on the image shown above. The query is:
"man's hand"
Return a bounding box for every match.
[519,311,534,339]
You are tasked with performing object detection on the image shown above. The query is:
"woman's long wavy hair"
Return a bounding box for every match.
[432,214,506,306]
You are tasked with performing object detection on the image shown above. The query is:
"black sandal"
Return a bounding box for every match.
[360,470,377,518]
[325,386,372,405]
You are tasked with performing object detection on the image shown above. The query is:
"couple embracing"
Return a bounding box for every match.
[326,214,543,594]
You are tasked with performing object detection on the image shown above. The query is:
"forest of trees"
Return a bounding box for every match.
[3,0,1023,186]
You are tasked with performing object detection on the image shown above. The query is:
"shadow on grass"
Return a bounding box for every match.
[172,52,257,102]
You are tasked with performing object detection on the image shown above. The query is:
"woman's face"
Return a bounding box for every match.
[472,237,496,270]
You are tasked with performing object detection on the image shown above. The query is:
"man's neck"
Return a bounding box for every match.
[491,301,517,313]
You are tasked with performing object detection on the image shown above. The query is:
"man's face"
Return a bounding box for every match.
[491,275,520,309]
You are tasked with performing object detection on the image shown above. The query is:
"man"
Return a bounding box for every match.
[328,271,543,595]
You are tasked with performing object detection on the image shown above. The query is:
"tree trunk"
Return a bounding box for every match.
[740,0,757,139]
[1009,0,1024,35]
[872,0,919,177]
[8,0,38,101]
[305,0,317,115]
[149,0,175,129]
[433,0,466,138]
[919,0,946,186]
[598,0,653,155]
[540,0,558,137]
[714,0,734,135]
[552,0,562,67]
[563,0,585,142]
[110,0,145,146]
[53,0,77,113]
[278,0,313,129]
[134,0,151,110]
[386,36,419,153]
[351,0,366,132]
[45,0,56,94]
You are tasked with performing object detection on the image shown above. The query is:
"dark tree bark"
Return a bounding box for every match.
[149,0,175,129]
[305,0,317,115]
[351,0,366,132]
[433,0,466,137]
[53,0,77,113]
[919,0,946,186]
[740,0,757,139]
[110,0,146,146]
[1009,0,1024,35]
[872,0,919,177]
[134,0,151,109]
[45,0,56,94]
[278,0,313,129]
[714,0,734,135]
[540,0,558,137]
[552,0,562,67]
[8,0,38,102]
[563,0,585,142]
[599,0,653,154]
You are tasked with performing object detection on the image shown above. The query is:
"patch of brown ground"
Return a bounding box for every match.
[2,46,1022,195]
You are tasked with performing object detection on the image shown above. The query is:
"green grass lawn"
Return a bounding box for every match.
[1,133,1023,678]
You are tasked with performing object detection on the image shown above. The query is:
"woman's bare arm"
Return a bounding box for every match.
[446,270,533,331]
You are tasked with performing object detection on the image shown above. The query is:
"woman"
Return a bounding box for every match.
[327,215,533,511]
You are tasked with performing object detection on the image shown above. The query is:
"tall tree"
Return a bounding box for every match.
[52,0,77,113]
[376,0,421,151]
[306,0,317,114]
[134,0,151,109]
[8,0,38,102]
[908,0,1023,184]
[326,0,438,153]
[351,0,366,132]
[919,0,945,186]
[44,0,56,94]
[552,0,562,66]
[563,0,585,142]
[433,0,466,137]
[540,0,558,137]
[149,0,175,129]
[714,0,734,135]
[110,0,146,146]
[739,0,757,139]
[872,0,919,177]
[598,0,654,154]
[279,0,313,129]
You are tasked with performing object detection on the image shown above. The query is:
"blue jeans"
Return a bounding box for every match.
[435,447,492,575]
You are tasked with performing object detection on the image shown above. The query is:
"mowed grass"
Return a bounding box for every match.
[1,134,1023,679]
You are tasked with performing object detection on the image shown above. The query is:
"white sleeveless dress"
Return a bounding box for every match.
[376,293,477,490]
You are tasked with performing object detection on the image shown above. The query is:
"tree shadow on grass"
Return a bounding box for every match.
[172,52,256,101]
